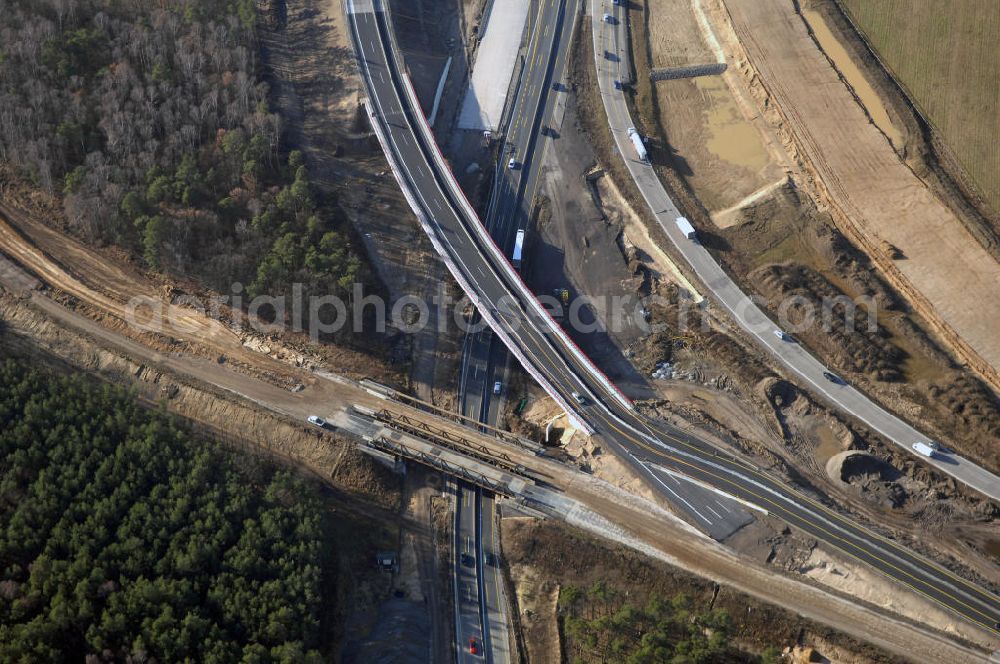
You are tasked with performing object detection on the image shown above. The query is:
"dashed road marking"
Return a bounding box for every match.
[645,465,713,524]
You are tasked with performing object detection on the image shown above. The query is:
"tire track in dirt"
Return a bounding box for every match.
[0,203,304,383]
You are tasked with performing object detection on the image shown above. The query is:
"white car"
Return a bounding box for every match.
[507,158,519,170]
[774,329,793,342]
[571,391,586,405]
[603,12,614,23]
[493,380,502,395]
[307,415,327,429]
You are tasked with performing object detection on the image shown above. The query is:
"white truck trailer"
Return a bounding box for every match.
[626,127,648,162]
[675,217,697,240]
[512,229,525,269]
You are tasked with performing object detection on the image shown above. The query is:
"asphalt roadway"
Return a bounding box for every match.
[592,0,1000,504]
[453,484,483,663]
[474,0,754,541]
[487,0,577,253]
[464,0,577,465]
[456,323,512,664]
[454,3,578,660]
[457,5,578,657]
[347,0,1000,635]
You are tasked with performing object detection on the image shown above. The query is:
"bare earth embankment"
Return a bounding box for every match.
[719,0,1000,393]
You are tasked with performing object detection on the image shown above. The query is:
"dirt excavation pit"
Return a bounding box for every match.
[826,451,908,510]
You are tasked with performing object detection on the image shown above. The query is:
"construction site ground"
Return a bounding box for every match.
[341,467,452,663]
[528,90,654,399]
[617,0,1000,477]
[0,0,998,659]
[1,246,995,658]
[719,0,1000,386]
[551,0,1000,609]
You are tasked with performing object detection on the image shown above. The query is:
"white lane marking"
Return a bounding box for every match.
[714,498,730,513]
[706,504,723,520]
[645,465,712,525]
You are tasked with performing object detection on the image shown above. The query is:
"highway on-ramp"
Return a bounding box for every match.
[347,0,1000,636]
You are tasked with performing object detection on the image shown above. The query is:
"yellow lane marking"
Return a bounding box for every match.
[594,412,999,627]
[621,410,1000,609]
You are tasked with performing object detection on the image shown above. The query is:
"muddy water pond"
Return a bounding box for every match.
[801,8,903,148]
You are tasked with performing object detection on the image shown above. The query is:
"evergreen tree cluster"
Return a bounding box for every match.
[559,582,765,664]
[0,359,331,663]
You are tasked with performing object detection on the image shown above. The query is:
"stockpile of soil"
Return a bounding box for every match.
[749,263,904,381]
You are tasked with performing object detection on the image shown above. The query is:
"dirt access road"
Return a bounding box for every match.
[4,286,995,662]
[720,0,1000,391]
[0,211,995,659]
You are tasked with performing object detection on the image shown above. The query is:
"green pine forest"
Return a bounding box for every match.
[0,358,336,662]
[559,583,781,664]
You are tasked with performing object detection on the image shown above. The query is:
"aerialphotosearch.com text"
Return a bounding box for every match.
[125,282,878,341]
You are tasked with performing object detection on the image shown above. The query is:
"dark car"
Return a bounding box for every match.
[461,553,475,568]
[484,552,497,567]
[822,371,845,385]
